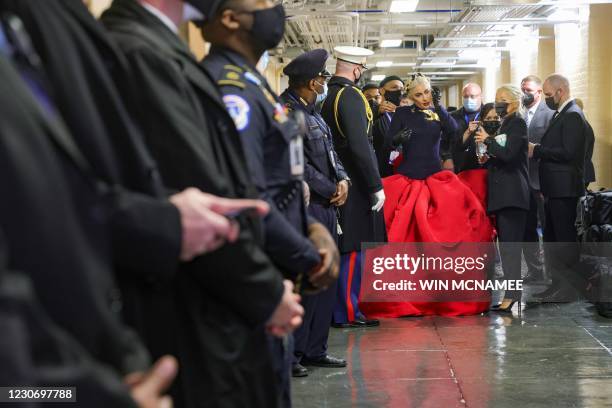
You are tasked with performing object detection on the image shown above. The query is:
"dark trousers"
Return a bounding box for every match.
[267,335,293,408]
[294,203,337,363]
[495,208,528,301]
[543,197,581,289]
[522,189,545,276]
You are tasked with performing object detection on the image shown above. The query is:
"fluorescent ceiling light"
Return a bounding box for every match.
[376,61,393,67]
[410,71,476,76]
[371,74,386,81]
[390,0,419,13]
[421,62,455,67]
[380,39,402,48]
[547,9,578,21]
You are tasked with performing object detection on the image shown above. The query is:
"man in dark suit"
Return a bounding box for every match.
[372,75,404,177]
[529,74,587,302]
[575,98,596,188]
[0,46,178,407]
[449,83,483,172]
[520,75,555,283]
[321,46,386,328]
[101,1,303,406]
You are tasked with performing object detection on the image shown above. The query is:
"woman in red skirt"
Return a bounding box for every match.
[360,74,494,318]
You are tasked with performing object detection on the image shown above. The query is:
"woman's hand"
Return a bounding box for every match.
[474,127,489,144]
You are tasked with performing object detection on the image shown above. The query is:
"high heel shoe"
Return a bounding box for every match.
[491,299,521,315]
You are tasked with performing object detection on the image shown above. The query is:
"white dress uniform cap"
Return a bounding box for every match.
[334,46,374,68]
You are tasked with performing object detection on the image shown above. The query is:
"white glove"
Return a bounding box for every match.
[371,189,386,212]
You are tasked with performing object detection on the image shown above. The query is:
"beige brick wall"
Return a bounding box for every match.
[587,4,612,189]
[509,28,539,86]
[538,26,556,80]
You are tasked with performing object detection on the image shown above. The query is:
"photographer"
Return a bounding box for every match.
[475,85,530,313]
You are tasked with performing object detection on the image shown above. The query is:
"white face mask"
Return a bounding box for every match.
[182,3,204,22]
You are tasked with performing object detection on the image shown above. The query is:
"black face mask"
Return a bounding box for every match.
[522,92,535,108]
[249,4,286,50]
[482,120,502,136]
[354,68,363,85]
[385,90,402,106]
[368,99,379,113]
[545,96,559,111]
[495,102,509,118]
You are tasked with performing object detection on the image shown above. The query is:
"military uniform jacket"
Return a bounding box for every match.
[321,76,386,253]
[203,48,320,279]
[280,89,348,205]
[101,1,284,407]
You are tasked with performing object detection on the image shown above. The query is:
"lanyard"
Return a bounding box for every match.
[465,112,480,125]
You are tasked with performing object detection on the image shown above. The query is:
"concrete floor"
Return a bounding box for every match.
[292,294,612,408]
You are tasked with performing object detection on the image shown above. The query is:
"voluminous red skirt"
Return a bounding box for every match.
[360,169,494,317]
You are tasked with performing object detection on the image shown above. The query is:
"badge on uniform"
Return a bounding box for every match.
[289,135,304,178]
[274,103,289,124]
[223,94,250,131]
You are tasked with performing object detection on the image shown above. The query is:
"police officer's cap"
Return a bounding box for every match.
[283,49,332,80]
[334,46,374,69]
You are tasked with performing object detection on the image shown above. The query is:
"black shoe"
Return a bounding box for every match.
[530,284,560,300]
[301,355,347,368]
[292,363,308,377]
[491,300,520,314]
[537,286,579,303]
[350,317,380,327]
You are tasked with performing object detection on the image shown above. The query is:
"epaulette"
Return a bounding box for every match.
[218,65,246,89]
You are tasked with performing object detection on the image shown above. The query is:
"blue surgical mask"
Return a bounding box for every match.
[463,97,480,113]
[315,81,328,104]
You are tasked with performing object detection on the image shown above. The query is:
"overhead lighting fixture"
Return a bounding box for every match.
[421,62,455,67]
[380,39,403,48]
[371,74,386,81]
[376,61,393,67]
[547,9,578,22]
[409,71,476,76]
[390,0,419,13]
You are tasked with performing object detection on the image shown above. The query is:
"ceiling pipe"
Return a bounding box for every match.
[447,19,579,26]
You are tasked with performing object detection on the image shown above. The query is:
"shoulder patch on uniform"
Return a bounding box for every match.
[222,94,250,131]
[218,79,246,89]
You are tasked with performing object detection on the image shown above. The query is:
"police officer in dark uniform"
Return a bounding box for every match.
[321,46,386,328]
[199,2,340,407]
[279,49,350,377]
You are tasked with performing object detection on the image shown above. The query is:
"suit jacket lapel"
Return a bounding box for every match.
[541,100,572,141]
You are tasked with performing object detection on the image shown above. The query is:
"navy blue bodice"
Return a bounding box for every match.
[387,105,458,179]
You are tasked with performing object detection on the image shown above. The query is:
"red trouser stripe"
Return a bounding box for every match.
[346,251,357,322]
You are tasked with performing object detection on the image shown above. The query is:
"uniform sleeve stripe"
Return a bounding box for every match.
[218,80,246,89]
